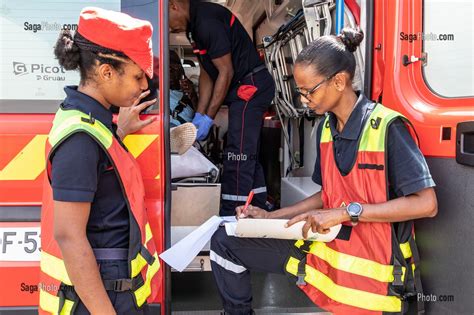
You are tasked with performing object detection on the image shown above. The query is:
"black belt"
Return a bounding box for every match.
[241,64,267,81]
[103,277,144,292]
[93,248,128,260]
[59,248,142,293]
[92,248,145,292]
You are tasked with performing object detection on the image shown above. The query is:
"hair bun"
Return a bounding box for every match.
[54,30,80,70]
[338,28,364,53]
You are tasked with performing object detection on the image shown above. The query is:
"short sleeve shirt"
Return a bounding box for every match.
[50,86,129,248]
[311,92,435,198]
[186,0,263,89]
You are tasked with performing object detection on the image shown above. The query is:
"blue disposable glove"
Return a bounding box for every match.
[192,113,213,141]
[192,112,203,129]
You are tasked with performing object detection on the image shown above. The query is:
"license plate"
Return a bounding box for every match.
[0,227,41,261]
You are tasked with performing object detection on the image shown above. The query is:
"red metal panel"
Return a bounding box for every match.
[0,222,40,307]
[156,1,166,313]
[374,0,474,158]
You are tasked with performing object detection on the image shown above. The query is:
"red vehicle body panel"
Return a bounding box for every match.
[0,1,168,311]
[373,0,474,157]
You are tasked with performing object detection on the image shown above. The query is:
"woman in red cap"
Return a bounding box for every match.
[39,7,159,315]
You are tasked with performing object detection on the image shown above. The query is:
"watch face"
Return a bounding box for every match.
[348,203,362,216]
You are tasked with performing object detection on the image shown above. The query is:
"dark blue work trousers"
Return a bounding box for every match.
[220,69,275,216]
[210,227,296,315]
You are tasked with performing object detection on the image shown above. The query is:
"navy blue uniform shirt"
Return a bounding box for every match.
[50,86,129,248]
[312,92,435,198]
[186,0,263,89]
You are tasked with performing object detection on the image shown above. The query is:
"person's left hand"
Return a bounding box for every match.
[117,90,157,139]
[286,208,348,239]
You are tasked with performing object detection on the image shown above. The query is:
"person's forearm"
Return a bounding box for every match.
[269,191,324,219]
[57,237,116,314]
[189,91,198,109]
[205,69,233,118]
[359,187,437,222]
[197,69,213,114]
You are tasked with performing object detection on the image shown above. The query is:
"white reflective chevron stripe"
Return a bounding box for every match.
[252,187,267,194]
[222,187,267,201]
[221,194,247,201]
[210,250,247,273]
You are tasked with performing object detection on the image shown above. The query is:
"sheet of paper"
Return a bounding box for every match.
[226,219,342,242]
[159,216,235,272]
[224,221,237,236]
[220,216,237,224]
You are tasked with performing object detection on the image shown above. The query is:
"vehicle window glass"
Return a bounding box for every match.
[0,0,159,113]
[422,0,473,98]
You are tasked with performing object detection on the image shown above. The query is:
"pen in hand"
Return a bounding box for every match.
[238,190,254,219]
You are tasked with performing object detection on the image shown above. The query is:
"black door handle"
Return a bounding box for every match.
[456,121,474,167]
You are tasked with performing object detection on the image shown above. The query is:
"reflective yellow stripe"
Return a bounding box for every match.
[320,116,332,143]
[0,135,48,180]
[294,239,305,248]
[123,135,158,158]
[308,242,405,283]
[130,224,154,278]
[286,257,402,312]
[40,251,72,286]
[134,252,161,307]
[131,252,149,278]
[39,288,74,315]
[49,109,113,149]
[145,223,153,243]
[400,241,412,259]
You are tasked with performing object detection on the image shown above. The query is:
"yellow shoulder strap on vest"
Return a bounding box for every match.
[359,104,406,152]
[48,108,113,150]
[320,115,332,144]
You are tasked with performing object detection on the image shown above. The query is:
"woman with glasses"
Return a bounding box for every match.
[210,28,438,315]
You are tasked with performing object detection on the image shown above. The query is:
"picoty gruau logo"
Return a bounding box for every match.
[13,62,28,76]
[340,201,347,207]
[12,61,66,81]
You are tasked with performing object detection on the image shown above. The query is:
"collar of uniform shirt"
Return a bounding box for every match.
[327,91,373,141]
[62,85,114,131]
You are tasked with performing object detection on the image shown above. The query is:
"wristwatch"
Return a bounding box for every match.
[346,202,363,226]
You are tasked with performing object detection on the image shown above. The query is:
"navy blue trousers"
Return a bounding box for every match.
[210,227,296,315]
[220,69,275,216]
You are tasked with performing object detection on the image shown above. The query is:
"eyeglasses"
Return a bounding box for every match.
[295,73,336,100]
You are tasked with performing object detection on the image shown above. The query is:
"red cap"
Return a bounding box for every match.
[78,7,154,78]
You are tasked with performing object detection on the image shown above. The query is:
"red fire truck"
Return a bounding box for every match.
[0,0,472,314]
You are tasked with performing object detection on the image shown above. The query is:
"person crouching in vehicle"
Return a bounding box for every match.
[146,51,197,125]
[169,50,197,127]
[39,7,160,315]
[210,28,437,315]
